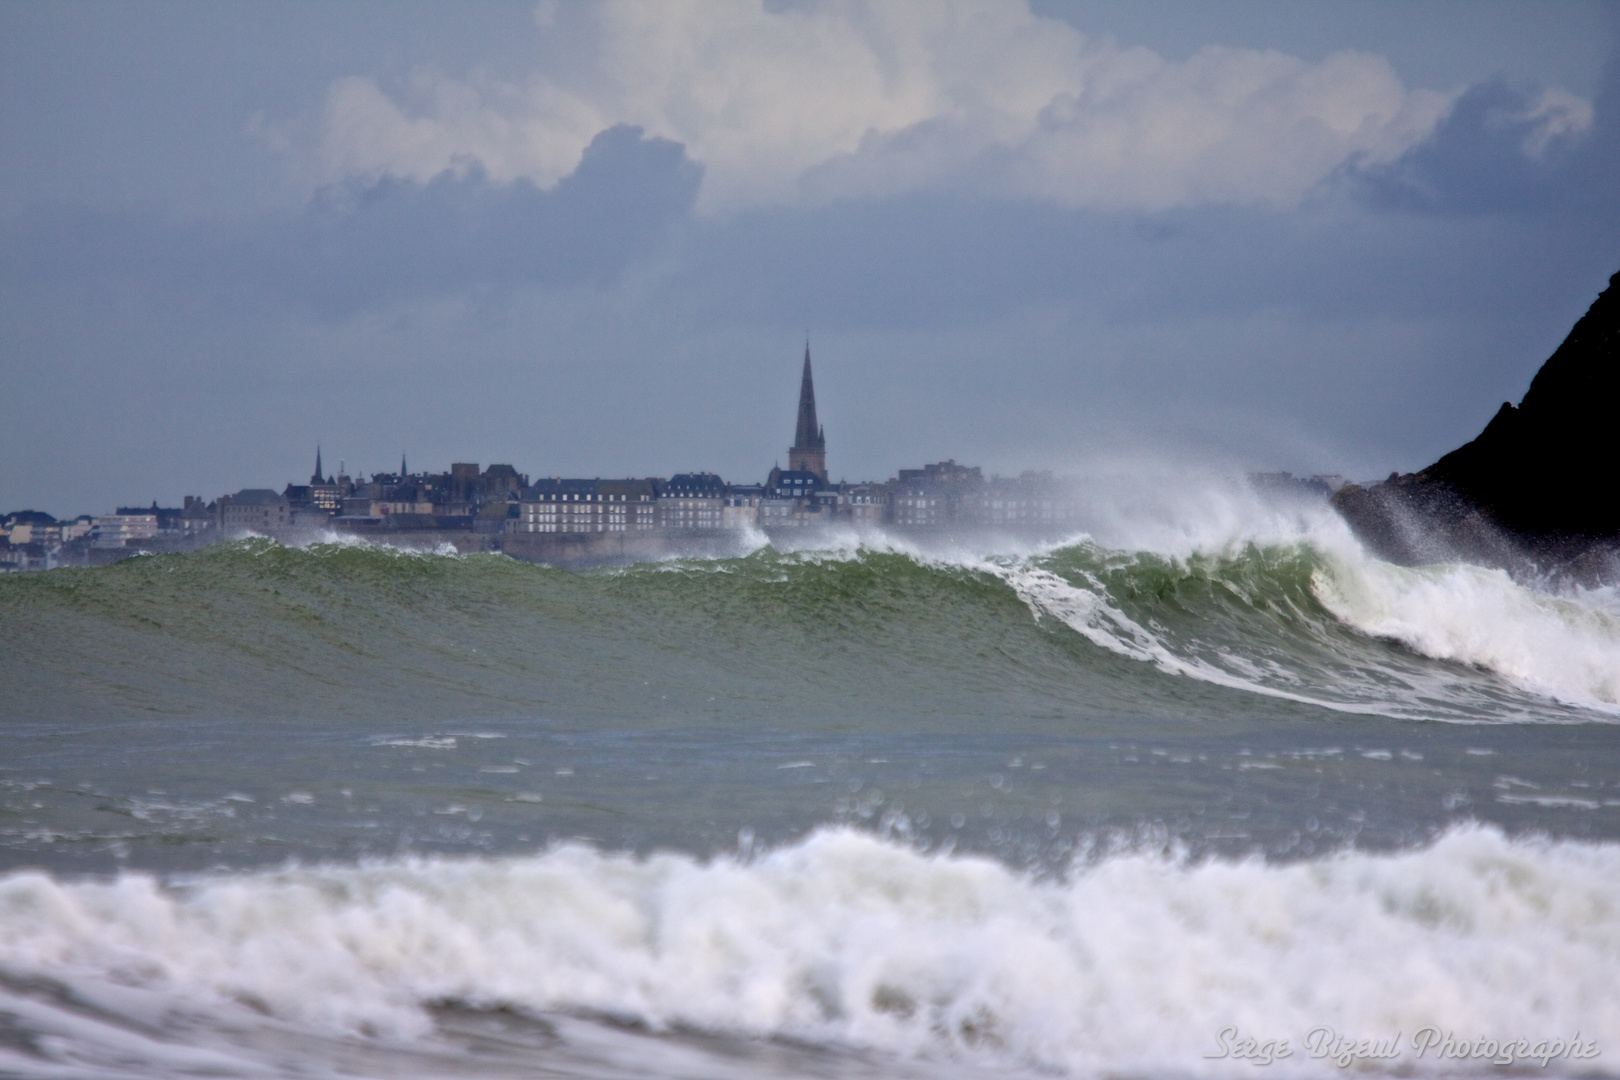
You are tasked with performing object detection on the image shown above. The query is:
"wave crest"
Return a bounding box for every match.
[4,531,1616,725]
[1314,557,1620,711]
[1,826,1616,1076]
[920,535,1616,720]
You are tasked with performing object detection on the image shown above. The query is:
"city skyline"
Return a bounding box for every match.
[1,348,1079,531]
[5,342,916,520]
[2,348,1135,573]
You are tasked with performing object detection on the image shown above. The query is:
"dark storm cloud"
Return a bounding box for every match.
[662,85,1618,339]
[3,70,1606,330]
[1350,60,1620,216]
[269,126,700,313]
[1,125,701,314]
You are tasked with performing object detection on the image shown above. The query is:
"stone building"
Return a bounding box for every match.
[482,464,526,498]
[835,482,890,524]
[757,497,800,526]
[765,467,823,500]
[959,471,1082,530]
[599,479,658,530]
[758,468,839,528]
[517,479,656,533]
[891,460,983,528]
[177,497,217,534]
[307,447,342,511]
[376,490,435,516]
[891,488,946,527]
[217,489,291,532]
[659,473,726,529]
[722,485,764,530]
[92,510,160,547]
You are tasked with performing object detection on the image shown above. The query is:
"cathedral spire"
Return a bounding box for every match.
[312,445,324,485]
[788,341,827,481]
[794,342,820,449]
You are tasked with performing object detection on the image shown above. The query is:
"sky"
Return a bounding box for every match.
[1,0,1616,517]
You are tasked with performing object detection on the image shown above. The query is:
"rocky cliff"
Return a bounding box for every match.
[1333,268,1619,581]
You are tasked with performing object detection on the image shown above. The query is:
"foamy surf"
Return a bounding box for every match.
[641,509,1620,721]
[1312,554,1620,712]
[0,825,1615,1078]
[987,536,1620,722]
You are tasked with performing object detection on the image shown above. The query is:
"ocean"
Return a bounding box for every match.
[2,484,1617,1079]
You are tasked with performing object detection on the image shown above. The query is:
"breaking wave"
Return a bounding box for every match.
[1,825,1615,1078]
[1004,538,1620,718]
[2,521,1617,725]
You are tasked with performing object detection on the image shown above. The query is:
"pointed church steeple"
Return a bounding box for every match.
[400,453,408,478]
[788,341,827,481]
[794,343,821,449]
[312,445,325,486]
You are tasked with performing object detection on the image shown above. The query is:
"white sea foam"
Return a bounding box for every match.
[0,826,1615,1078]
[1030,458,1358,559]
[1313,552,1620,712]
[271,530,470,558]
[993,559,1354,704]
[372,735,458,749]
[896,467,1620,719]
[749,522,1617,720]
[996,546,1620,720]
[1061,470,1620,715]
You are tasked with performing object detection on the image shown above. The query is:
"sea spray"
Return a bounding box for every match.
[1312,554,1620,710]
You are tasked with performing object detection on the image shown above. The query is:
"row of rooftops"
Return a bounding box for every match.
[511,464,1073,502]
[4,461,1071,540]
[9,347,1066,546]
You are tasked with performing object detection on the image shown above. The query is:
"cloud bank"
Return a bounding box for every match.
[300,0,1578,214]
[1,0,1613,515]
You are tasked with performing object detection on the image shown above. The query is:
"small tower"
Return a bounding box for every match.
[311,445,325,486]
[787,342,827,481]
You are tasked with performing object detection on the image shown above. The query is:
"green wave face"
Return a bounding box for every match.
[0,539,1165,730]
[1028,541,1583,721]
[1,537,1607,729]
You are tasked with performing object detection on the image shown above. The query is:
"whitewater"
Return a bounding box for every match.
[2,825,1617,1079]
[2,489,1617,1078]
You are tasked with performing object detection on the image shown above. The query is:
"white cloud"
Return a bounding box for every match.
[1004,46,1453,211]
[298,0,1521,214]
[1503,87,1593,158]
[315,72,604,188]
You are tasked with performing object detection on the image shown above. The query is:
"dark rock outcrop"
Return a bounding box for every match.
[1333,269,1620,583]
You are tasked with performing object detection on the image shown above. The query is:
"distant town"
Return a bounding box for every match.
[2,348,1341,571]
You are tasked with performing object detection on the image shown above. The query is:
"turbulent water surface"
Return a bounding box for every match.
[2,502,1618,1078]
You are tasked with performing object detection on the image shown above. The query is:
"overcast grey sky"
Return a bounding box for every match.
[2,0,1616,516]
